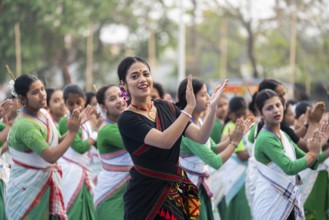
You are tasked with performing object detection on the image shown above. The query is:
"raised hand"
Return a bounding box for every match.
[243,116,255,135]
[307,130,323,154]
[0,99,18,126]
[80,105,95,125]
[309,102,325,124]
[67,108,81,133]
[230,118,246,144]
[209,79,229,111]
[185,74,196,111]
[319,120,329,146]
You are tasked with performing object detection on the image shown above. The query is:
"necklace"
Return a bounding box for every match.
[131,101,156,120]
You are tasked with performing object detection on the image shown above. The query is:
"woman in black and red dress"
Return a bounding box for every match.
[117,56,230,220]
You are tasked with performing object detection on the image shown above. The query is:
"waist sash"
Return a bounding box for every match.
[131,152,200,219]
[94,150,132,207]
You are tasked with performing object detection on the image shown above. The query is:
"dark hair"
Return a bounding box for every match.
[63,84,86,102]
[229,96,247,113]
[249,79,283,115]
[153,82,165,99]
[295,101,312,119]
[284,99,296,114]
[14,74,39,97]
[258,79,282,92]
[255,89,279,113]
[176,78,205,110]
[96,84,116,105]
[85,92,96,107]
[46,88,55,106]
[253,89,280,138]
[117,56,151,83]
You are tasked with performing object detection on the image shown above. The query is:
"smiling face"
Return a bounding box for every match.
[194,84,210,113]
[124,62,152,101]
[261,96,284,126]
[103,86,126,119]
[24,80,47,112]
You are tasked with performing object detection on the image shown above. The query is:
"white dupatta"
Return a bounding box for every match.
[6,109,67,220]
[253,130,304,220]
[93,149,132,207]
[58,121,93,209]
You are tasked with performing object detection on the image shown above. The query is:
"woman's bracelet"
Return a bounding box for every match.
[181,110,192,119]
[229,141,238,148]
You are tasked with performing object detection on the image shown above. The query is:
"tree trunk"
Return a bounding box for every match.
[246,22,258,78]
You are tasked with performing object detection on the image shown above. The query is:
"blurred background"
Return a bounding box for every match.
[1,0,329,105]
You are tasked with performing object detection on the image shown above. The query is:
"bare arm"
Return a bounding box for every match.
[144,74,196,149]
[40,108,81,163]
[216,117,254,163]
[185,80,229,144]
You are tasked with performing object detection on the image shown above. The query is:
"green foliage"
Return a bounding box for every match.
[1,0,328,95]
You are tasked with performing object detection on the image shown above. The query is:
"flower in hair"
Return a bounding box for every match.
[8,79,17,98]
[119,84,130,103]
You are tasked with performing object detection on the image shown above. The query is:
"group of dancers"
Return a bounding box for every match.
[0,56,329,220]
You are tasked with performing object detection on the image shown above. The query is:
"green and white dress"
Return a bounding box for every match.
[253,128,324,220]
[58,117,95,220]
[303,168,329,220]
[6,109,66,219]
[299,150,329,220]
[218,121,251,220]
[93,122,133,220]
[180,119,223,220]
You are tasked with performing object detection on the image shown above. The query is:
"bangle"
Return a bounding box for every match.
[181,110,192,119]
[230,141,238,148]
[307,152,318,161]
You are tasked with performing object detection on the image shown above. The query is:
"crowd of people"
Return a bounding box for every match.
[0,56,329,220]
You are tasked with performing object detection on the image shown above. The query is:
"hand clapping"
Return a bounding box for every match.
[209,79,229,111]
[67,108,81,133]
[230,116,255,144]
[185,74,196,111]
[307,130,323,154]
